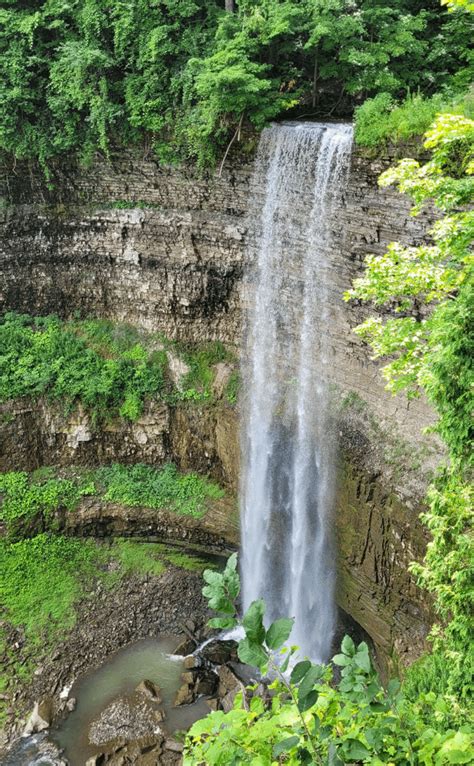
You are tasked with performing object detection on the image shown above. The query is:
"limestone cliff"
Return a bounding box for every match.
[0,142,440,670]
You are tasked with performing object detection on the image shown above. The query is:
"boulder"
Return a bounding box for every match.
[172,637,196,656]
[183,655,201,670]
[195,671,218,696]
[22,698,53,736]
[173,682,196,707]
[201,639,238,666]
[89,696,161,747]
[217,665,241,697]
[164,739,184,753]
[135,679,162,702]
[217,666,244,713]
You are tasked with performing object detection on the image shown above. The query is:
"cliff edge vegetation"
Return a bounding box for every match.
[0,0,473,170]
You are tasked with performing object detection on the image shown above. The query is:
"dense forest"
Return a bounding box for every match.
[0,0,473,168]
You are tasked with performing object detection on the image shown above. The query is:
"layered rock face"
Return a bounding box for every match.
[0,142,439,670]
[0,154,250,344]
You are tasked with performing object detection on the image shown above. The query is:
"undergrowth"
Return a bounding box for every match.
[0,532,219,727]
[0,313,237,419]
[95,462,225,518]
[355,89,474,148]
[0,463,225,537]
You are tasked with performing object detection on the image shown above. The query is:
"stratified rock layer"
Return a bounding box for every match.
[0,144,440,669]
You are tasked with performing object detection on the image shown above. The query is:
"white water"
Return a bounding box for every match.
[241,122,353,662]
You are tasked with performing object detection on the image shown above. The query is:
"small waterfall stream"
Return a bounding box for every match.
[241,122,353,662]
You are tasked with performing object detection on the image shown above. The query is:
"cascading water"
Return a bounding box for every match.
[241,122,353,662]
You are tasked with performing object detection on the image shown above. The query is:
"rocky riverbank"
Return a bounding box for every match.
[0,558,215,755]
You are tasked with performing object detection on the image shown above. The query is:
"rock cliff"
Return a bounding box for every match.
[0,141,440,670]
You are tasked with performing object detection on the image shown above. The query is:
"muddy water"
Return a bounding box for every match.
[51,636,209,765]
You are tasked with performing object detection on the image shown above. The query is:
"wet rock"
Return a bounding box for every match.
[201,639,238,666]
[180,671,197,685]
[165,738,184,753]
[66,696,76,712]
[155,708,166,722]
[89,696,161,747]
[217,666,243,713]
[173,637,196,656]
[183,655,201,670]
[217,665,241,697]
[135,679,161,702]
[173,682,196,707]
[195,675,217,696]
[22,698,53,736]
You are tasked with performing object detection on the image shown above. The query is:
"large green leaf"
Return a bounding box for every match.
[272,736,300,757]
[265,617,294,649]
[354,643,371,673]
[242,599,266,644]
[298,665,325,699]
[341,635,356,656]
[342,738,371,761]
[237,637,268,669]
[298,689,318,712]
[290,660,312,684]
[207,616,238,630]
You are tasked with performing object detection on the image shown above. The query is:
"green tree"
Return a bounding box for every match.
[345,112,473,710]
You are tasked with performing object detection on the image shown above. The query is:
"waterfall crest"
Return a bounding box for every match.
[241,122,353,662]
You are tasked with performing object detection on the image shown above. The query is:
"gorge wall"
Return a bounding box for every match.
[0,140,440,674]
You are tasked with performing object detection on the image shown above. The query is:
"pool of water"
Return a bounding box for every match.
[50,636,209,765]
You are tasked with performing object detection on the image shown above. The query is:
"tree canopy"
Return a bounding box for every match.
[0,0,473,168]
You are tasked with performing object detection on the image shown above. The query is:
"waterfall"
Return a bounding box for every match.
[241,122,353,662]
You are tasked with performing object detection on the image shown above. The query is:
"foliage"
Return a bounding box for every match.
[0,533,107,642]
[96,462,224,518]
[0,313,167,422]
[345,114,474,463]
[354,90,474,148]
[184,557,473,765]
[0,463,225,537]
[0,1,472,167]
[346,108,473,718]
[0,469,94,538]
[0,313,237,418]
[224,370,240,404]
[408,471,474,711]
[173,341,233,403]
[107,538,166,578]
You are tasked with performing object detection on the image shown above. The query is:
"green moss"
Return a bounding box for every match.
[162,550,216,572]
[108,539,167,578]
[0,463,226,537]
[0,534,108,643]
